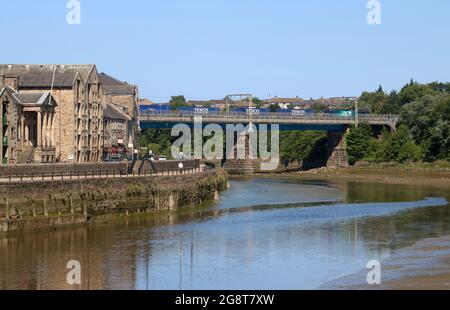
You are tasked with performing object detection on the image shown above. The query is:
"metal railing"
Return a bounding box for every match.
[0,166,208,183]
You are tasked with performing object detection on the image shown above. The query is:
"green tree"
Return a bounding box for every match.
[397,80,438,106]
[169,95,187,109]
[244,97,264,108]
[390,125,423,162]
[358,86,389,113]
[269,104,280,112]
[311,103,328,112]
[345,123,374,165]
[280,131,326,164]
[401,94,450,161]
[138,129,173,157]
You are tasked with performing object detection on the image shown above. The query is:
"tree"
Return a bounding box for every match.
[397,81,437,106]
[380,90,401,114]
[139,129,173,157]
[401,94,450,161]
[311,103,328,112]
[269,104,280,112]
[374,125,422,163]
[280,131,326,164]
[169,95,187,109]
[345,123,374,165]
[244,97,264,108]
[358,88,389,113]
[390,125,423,162]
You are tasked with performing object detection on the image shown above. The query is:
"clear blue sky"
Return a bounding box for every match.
[1,0,450,101]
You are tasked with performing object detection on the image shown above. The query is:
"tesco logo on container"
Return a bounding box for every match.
[292,109,306,116]
[246,108,260,115]
[194,107,209,114]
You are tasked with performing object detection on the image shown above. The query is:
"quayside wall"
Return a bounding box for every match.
[0,169,228,233]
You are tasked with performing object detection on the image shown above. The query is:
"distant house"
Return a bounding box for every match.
[328,96,358,108]
[138,98,154,107]
[311,96,358,109]
[265,97,306,109]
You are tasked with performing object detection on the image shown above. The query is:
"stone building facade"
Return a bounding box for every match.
[103,103,132,160]
[0,65,104,163]
[99,73,138,151]
[1,86,57,164]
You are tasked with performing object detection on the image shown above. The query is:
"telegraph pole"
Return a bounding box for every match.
[248,94,253,126]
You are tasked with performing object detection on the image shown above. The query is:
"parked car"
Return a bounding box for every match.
[158,156,167,161]
[108,154,122,162]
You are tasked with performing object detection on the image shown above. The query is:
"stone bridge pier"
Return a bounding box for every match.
[222,129,350,174]
[222,131,256,175]
[325,131,349,169]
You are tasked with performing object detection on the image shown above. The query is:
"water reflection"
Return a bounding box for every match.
[0,178,449,290]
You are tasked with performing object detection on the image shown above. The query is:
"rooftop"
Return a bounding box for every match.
[0,64,96,86]
[104,103,131,121]
[99,72,136,95]
[1,86,56,107]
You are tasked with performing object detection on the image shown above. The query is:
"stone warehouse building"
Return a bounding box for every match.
[0,64,104,164]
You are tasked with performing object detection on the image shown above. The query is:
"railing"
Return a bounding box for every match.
[139,111,398,124]
[0,165,208,183]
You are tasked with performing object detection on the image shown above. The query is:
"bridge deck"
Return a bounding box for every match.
[139,111,398,129]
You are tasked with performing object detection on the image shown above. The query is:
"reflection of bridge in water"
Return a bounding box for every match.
[139,111,399,173]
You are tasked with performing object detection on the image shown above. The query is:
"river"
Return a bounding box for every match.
[0,177,449,290]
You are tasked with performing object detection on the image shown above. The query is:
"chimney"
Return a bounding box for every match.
[4,77,19,91]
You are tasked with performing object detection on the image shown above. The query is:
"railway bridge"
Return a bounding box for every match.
[139,111,399,173]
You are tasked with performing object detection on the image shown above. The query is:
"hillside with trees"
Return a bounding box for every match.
[347,80,450,165]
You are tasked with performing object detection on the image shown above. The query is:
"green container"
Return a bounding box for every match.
[2,158,7,165]
[2,136,7,145]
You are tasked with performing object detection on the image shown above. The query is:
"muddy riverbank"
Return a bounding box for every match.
[321,235,450,290]
[259,166,450,189]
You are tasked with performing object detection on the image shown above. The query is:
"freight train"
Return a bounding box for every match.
[140,105,358,117]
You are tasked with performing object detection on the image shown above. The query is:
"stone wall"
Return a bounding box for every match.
[0,162,128,177]
[138,159,199,174]
[0,169,228,232]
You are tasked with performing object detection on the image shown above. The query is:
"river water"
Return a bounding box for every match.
[0,177,449,290]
